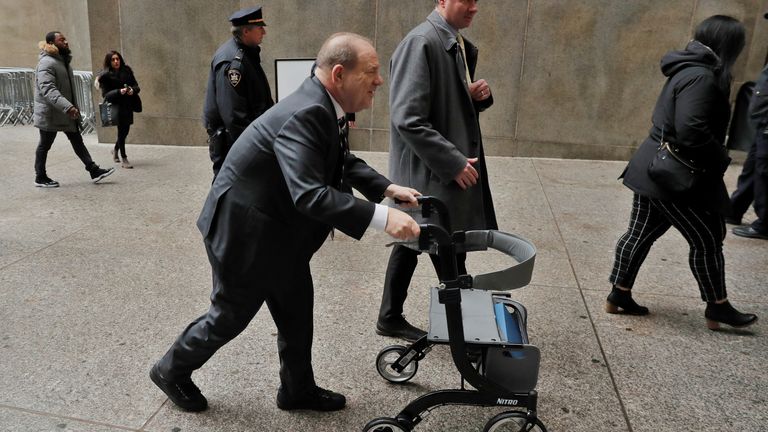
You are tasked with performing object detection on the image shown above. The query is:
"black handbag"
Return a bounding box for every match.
[99,101,119,127]
[648,128,705,194]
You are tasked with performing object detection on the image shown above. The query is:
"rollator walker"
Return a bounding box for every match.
[363,196,547,432]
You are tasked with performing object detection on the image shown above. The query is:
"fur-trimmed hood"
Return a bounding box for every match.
[38,41,59,55]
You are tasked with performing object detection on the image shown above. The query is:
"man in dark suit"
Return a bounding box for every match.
[150,33,421,413]
[203,6,274,178]
[377,0,496,341]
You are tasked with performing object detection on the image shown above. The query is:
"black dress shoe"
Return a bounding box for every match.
[376,315,427,342]
[705,301,758,330]
[149,363,208,412]
[276,385,346,411]
[732,225,768,240]
[605,287,649,315]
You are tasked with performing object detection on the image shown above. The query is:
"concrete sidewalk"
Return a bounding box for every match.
[0,125,765,432]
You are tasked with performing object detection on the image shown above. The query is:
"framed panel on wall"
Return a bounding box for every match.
[274,58,315,101]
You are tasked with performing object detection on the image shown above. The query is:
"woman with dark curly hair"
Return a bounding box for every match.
[96,50,141,168]
[608,15,757,331]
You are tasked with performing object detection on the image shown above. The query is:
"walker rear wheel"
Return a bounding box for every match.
[483,411,547,432]
[362,417,408,432]
[376,345,418,383]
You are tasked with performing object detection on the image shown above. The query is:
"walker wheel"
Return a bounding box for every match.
[362,417,409,432]
[375,345,418,383]
[482,411,547,432]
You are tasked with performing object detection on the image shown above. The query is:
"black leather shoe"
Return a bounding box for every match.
[276,385,346,411]
[605,287,649,315]
[705,301,758,330]
[376,315,427,342]
[149,363,208,412]
[732,225,768,240]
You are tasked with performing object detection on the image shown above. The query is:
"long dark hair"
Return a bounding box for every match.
[102,50,127,71]
[693,15,745,92]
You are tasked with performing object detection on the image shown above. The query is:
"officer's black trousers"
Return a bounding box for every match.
[156,249,316,396]
[730,131,768,233]
[379,244,467,322]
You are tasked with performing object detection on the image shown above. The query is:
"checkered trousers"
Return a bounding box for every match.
[609,193,727,302]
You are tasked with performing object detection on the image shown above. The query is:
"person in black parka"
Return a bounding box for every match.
[607,15,757,331]
[97,50,141,168]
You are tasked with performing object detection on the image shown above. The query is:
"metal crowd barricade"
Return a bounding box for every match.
[0,67,35,126]
[72,71,96,134]
[0,67,96,134]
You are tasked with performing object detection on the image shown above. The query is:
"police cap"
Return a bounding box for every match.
[229,6,267,27]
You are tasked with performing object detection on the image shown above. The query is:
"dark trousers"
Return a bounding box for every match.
[730,137,757,220]
[731,130,768,233]
[114,123,130,158]
[609,194,727,302]
[156,250,316,396]
[34,129,95,178]
[379,244,467,321]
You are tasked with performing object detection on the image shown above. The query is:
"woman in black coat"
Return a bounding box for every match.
[607,15,757,330]
[97,51,141,168]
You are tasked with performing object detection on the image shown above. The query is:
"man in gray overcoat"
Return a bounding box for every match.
[33,31,114,187]
[376,0,497,341]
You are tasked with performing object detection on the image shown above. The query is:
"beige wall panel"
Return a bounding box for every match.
[516,0,696,155]
[370,0,434,131]
[6,0,768,158]
[462,0,527,141]
[694,0,761,81]
[744,0,768,75]
[0,0,91,69]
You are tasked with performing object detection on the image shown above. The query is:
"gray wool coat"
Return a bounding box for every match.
[33,42,79,133]
[388,10,497,231]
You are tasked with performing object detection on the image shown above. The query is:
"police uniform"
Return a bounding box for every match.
[203,6,274,177]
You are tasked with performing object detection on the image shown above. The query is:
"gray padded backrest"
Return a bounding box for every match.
[463,230,536,291]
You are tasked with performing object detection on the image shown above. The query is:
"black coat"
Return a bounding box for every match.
[99,66,141,125]
[622,40,732,214]
[197,76,391,279]
[202,38,274,142]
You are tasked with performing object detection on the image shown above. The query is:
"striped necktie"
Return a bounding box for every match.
[335,116,350,190]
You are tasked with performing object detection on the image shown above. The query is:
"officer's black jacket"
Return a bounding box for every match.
[203,37,274,141]
[749,64,768,126]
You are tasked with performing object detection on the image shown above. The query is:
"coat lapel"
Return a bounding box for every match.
[427,11,474,103]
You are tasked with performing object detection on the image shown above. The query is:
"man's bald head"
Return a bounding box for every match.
[316,32,374,73]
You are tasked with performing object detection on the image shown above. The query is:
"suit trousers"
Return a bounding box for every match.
[729,136,757,220]
[379,244,467,321]
[609,193,727,302]
[156,247,316,396]
[731,129,768,233]
[34,129,95,177]
[751,130,768,233]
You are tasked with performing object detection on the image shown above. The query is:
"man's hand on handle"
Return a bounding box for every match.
[384,184,421,208]
[385,208,420,240]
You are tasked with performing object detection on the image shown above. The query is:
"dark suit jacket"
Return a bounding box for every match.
[197,76,391,279]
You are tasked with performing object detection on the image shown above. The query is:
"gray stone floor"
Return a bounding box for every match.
[0,125,765,432]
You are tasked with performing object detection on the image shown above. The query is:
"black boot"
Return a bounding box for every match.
[605,286,649,315]
[704,301,757,330]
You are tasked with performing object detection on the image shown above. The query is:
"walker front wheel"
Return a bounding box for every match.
[376,345,418,383]
[483,411,547,432]
[362,417,409,432]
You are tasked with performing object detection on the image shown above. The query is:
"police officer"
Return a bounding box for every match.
[203,6,274,177]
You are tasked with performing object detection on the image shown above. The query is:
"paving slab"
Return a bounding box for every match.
[0,125,764,432]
